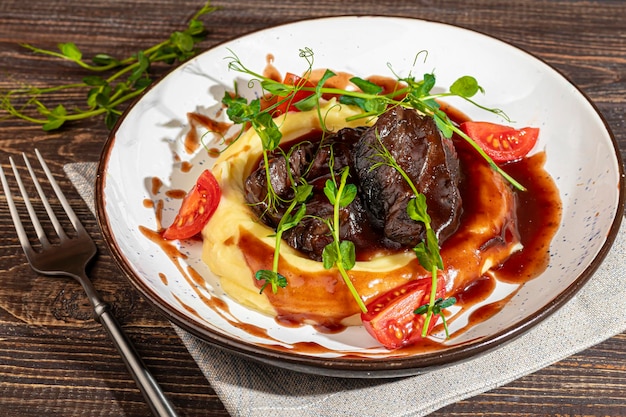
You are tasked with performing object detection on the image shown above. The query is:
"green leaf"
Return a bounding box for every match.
[413,242,435,271]
[223,94,264,126]
[104,111,119,130]
[349,77,383,95]
[426,228,443,269]
[450,75,483,98]
[414,303,428,315]
[338,95,364,109]
[416,72,436,96]
[338,183,357,208]
[323,179,337,205]
[433,112,453,138]
[322,243,338,269]
[426,227,443,270]
[294,183,313,203]
[255,270,288,294]
[87,88,99,107]
[317,69,336,90]
[294,94,318,111]
[262,81,292,96]
[170,31,195,53]
[113,82,129,95]
[92,53,119,66]
[438,296,456,309]
[128,51,150,84]
[134,77,152,90]
[95,92,110,107]
[42,119,64,131]
[50,104,67,117]
[341,94,387,115]
[339,240,356,270]
[407,195,429,224]
[82,76,107,86]
[280,203,307,231]
[415,297,457,317]
[58,42,82,61]
[252,111,282,150]
[187,19,205,34]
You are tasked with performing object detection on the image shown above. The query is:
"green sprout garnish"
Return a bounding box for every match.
[414,296,457,338]
[369,134,456,337]
[255,182,312,294]
[1,1,218,130]
[321,166,366,313]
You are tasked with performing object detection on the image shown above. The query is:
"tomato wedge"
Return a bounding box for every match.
[274,72,315,115]
[163,170,221,240]
[361,277,444,350]
[460,121,539,163]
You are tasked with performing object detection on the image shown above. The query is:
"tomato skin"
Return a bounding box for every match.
[361,277,444,350]
[274,72,315,115]
[460,121,539,163]
[163,170,221,240]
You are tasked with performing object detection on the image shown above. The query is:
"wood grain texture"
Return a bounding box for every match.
[0,0,624,416]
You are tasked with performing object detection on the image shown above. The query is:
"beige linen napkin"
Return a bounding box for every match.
[66,162,626,417]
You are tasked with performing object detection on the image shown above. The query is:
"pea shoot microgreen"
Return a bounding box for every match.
[222,91,285,213]
[414,296,456,338]
[1,1,218,130]
[369,134,456,337]
[255,182,313,294]
[321,166,367,313]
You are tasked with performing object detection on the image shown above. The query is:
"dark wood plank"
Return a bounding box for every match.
[1,0,624,416]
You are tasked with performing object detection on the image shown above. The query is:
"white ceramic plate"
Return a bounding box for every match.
[96,16,624,377]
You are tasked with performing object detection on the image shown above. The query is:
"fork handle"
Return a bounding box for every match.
[94,303,180,417]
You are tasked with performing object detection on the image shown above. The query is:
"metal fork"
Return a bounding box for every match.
[0,149,179,417]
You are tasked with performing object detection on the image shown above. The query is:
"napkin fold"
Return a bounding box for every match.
[65,162,626,417]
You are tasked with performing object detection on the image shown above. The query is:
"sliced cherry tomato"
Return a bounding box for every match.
[163,170,221,240]
[361,277,444,350]
[274,72,315,115]
[460,121,539,163]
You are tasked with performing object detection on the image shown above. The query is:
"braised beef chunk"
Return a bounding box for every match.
[244,140,317,228]
[243,107,463,260]
[354,107,462,246]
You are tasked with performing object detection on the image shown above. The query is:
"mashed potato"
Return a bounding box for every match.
[201,102,521,327]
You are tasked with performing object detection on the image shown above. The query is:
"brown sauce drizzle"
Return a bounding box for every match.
[140,209,286,346]
[151,176,163,195]
[184,112,232,155]
[494,153,562,283]
[165,189,186,199]
[181,161,193,173]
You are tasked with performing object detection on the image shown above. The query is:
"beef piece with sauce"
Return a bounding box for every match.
[244,139,317,228]
[353,107,463,247]
[245,127,382,261]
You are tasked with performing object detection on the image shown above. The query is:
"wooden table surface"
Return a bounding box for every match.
[1,0,624,416]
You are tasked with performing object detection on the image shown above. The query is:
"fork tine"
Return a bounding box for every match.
[22,150,76,241]
[34,149,86,235]
[0,162,38,255]
[12,155,55,248]
[18,151,69,242]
